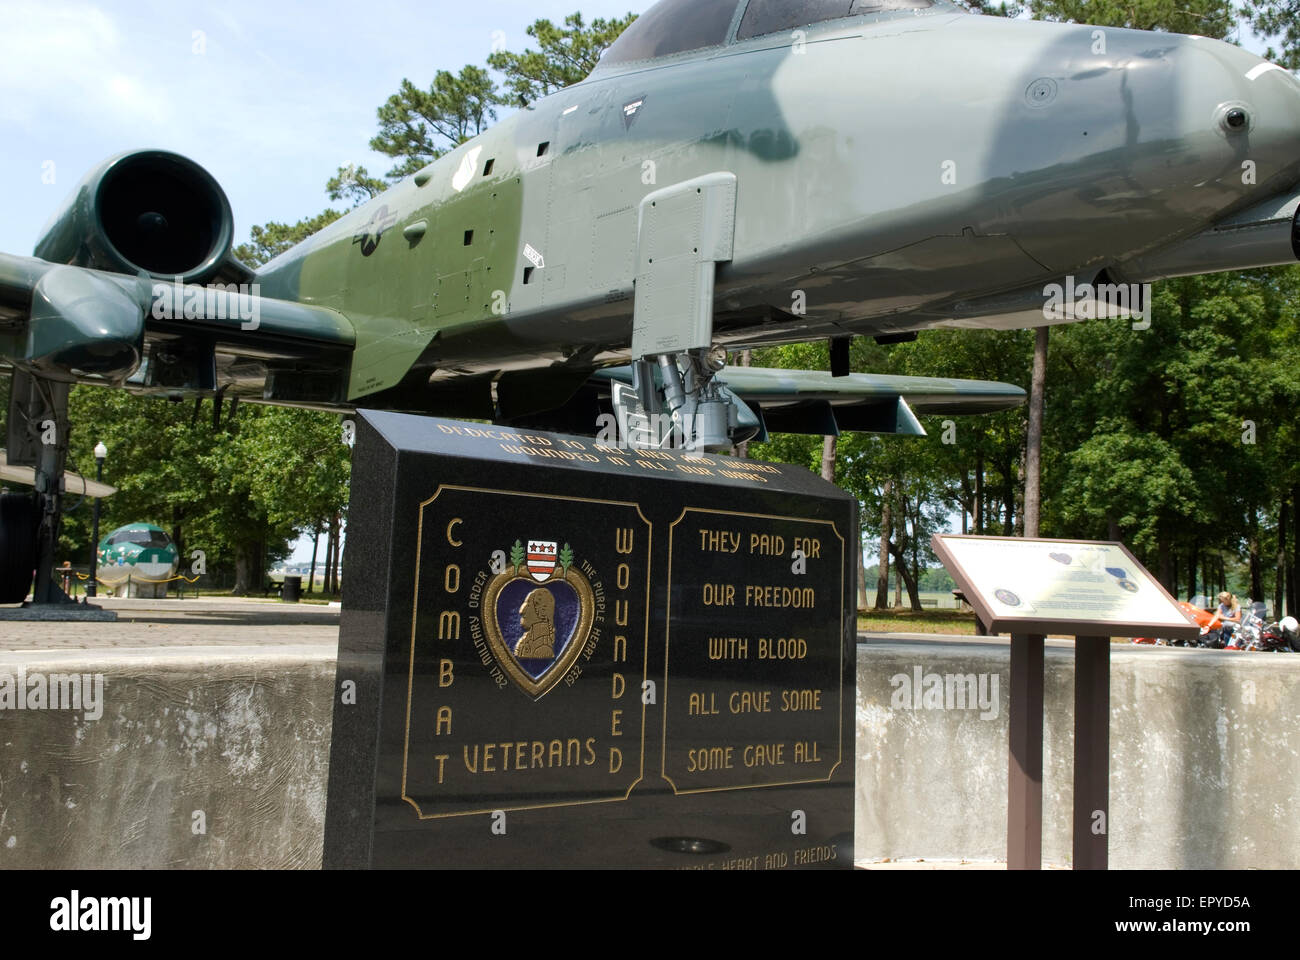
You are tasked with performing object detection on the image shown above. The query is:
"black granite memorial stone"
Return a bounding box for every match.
[324,410,856,869]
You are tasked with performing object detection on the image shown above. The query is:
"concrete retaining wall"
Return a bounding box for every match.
[0,645,334,869]
[856,638,1300,869]
[2,637,1296,868]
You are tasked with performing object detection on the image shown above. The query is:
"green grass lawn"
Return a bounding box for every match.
[857,608,978,635]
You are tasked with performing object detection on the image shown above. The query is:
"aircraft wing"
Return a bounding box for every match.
[593,365,1025,439]
[0,252,355,404]
[0,448,117,497]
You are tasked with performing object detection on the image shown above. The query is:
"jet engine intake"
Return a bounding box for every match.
[33,150,237,284]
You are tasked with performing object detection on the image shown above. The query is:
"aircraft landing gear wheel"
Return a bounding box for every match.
[0,492,39,603]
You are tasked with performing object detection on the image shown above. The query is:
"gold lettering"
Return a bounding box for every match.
[743,743,785,767]
[435,754,448,783]
[439,659,454,687]
[612,672,625,699]
[609,746,622,772]
[438,610,461,640]
[617,563,630,590]
[780,688,822,711]
[444,564,460,593]
[566,738,581,765]
[435,706,452,735]
[702,583,735,606]
[615,528,634,554]
[446,518,463,547]
[611,709,622,736]
[687,746,734,771]
[615,599,628,626]
[613,634,627,662]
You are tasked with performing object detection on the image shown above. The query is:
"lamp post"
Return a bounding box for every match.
[87,441,107,599]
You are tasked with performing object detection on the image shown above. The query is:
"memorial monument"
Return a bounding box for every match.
[324,411,856,869]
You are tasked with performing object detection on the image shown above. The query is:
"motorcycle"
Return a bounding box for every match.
[1243,613,1300,652]
[1132,597,1222,646]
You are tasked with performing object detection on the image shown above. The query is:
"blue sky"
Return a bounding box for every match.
[0,0,651,562]
[0,0,652,255]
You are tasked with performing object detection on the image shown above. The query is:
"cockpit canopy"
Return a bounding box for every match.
[597,0,940,68]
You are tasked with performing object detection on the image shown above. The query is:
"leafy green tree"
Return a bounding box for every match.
[1025,0,1236,36]
[58,389,350,595]
[326,164,388,207]
[1243,0,1300,68]
[369,66,499,178]
[488,12,638,105]
[234,209,343,268]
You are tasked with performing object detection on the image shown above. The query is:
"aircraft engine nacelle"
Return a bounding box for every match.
[33,150,235,284]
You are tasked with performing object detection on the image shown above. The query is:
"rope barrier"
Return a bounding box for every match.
[72,571,202,585]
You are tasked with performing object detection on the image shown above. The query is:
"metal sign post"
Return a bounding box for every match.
[932,535,1200,870]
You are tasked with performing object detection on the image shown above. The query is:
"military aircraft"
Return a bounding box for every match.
[4,0,1300,605]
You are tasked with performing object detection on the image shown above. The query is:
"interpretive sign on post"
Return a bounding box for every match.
[931,536,1200,639]
[324,410,856,869]
[932,535,1199,871]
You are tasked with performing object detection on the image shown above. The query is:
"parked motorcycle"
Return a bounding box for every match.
[1243,613,1300,652]
[1132,597,1299,650]
[1132,598,1222,646]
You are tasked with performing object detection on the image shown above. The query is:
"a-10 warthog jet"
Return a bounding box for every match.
[4,0,1300,605]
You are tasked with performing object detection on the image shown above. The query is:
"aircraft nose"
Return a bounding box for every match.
[1191,38,1300,192]
[987,24,1300,271]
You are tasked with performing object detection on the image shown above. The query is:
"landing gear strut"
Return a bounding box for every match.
[613,345,739,452]
[3,368,111,616]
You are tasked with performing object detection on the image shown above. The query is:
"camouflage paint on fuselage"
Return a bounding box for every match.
[255,1,1300,406]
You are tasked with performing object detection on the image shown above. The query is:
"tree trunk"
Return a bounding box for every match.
[231,541,259,596]
[307,525,321,594]
[1249,518,1263,600]
[331,511,343,594]
[1023,327,1048,538]
[1290,486,1299,617]
[974,454,984,534]
[734,350,752,459]
[171,504,184,561]
[1158,536,1172,594]
[888,541,922,612]
[323,517,335,597]
[1277,498,1287,618]
[857,543,868,610]
[1002,479,1014,535]
[875,481,892,609]
[1188,541,1199,601]
[820,435,836,484]
[961,472,969,534]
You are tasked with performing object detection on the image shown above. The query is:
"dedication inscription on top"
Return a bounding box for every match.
[325,411,855,869]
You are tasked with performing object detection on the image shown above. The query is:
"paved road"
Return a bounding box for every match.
[0,597,341,651]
